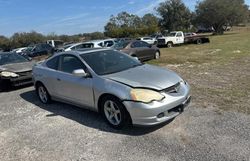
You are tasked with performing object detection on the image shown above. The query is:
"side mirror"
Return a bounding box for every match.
[72,69,88,77]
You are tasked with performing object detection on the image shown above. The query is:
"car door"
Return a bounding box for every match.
[55,54,94,108]
[43,56,60,96]
[176,32,184,44]
[130,41,145,60]
[139,41,155,60]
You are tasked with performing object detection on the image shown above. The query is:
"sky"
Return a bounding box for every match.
[0,0,249,37]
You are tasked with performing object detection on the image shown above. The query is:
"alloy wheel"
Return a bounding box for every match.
[104,100,121,126]
[38,86,48,103]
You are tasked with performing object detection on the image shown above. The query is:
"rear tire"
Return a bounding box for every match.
[100,96,129,129]
[36,83,51,104]
[167,42,173,48]
[196,39,202,44]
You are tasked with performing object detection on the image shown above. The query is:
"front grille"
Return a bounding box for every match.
[162,82,181,93]
[18,71,32,77]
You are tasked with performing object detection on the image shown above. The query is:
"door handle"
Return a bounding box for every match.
[57,78,61,81]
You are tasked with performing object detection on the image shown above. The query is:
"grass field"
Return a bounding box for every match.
[150,27,250,114]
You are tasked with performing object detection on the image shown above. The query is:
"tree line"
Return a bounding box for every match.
[105,0,249,37]
[1,0,249,51]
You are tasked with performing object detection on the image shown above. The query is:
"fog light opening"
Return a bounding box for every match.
[157,112,165,118]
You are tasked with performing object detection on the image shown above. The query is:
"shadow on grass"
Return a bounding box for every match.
[20,90,174,136]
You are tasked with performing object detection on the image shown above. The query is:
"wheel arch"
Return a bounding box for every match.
[35,80,44,90]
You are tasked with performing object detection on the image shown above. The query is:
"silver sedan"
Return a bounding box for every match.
[32,49,191,128]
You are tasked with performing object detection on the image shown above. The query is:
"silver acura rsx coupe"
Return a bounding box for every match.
[32,48,191,128]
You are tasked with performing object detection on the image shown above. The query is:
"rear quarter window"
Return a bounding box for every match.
[46,56,59,70]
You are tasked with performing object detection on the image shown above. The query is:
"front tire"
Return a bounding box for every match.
[100,96,129,129]
[155,51,160,59]
[36,83,51,104]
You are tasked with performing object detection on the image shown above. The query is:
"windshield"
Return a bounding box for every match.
[0,53,29,65]
[167,32,176,37]
[25,46,34,52]
[80,50,142,75]
[63,44,73,49]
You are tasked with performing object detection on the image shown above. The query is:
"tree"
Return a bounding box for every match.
[104,12,159,38]
[156,0,192,32]
[248,9,250,22]
[141,14,160,35]
[195,0,249,34]
[10,31,45,48]
[0,36,10,51]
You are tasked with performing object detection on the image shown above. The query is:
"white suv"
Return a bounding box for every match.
[63,39,115,51]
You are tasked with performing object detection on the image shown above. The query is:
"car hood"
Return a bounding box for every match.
[0,61,35,73]
[104,64,182,91]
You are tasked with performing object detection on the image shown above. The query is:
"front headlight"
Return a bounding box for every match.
[130,88,165,103]
[0,71,19,78]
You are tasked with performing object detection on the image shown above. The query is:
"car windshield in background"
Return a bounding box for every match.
[113,41,130,49]
[80,50,142,75]
[63,44,73,49]
[25,46,34,52]
[167,32,176,37]
[0,53,28,65]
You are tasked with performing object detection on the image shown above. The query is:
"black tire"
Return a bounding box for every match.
[100,96,130,129]
[36,83,51,104]
[155,51,160,59]
[196,39,202,44]
[167,42,173,48]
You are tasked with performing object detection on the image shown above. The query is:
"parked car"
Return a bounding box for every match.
[12,47,27,53]
[80,39,116,48]
[23,43,54,57]
[114,40,160,61]
[32,49,191,128]
[0,52,35,91]
[184,33,210,44]
[157,31,185,48]
[137,37,157,45]
[63,39,115,51]
[157,31,210,47]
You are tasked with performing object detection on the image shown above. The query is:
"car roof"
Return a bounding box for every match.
[84,39,114,43]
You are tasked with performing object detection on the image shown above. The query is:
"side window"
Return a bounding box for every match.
[176,32,182,37]
[104,41,114,47]
[140,41,150,48]
[131,41,141,48]
[46,56,59,70]
[75,44,82,49]
[60,55,85,74]
[82,43,94,48]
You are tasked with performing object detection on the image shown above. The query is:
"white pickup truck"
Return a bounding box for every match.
[157,31,184,48]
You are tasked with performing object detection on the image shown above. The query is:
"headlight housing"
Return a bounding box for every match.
[0,71,19,78]
[130,88,165,103]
